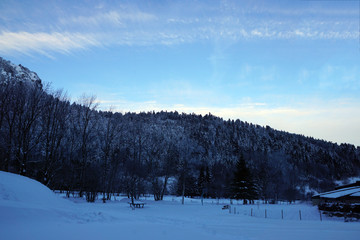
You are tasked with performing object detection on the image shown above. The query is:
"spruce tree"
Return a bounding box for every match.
[231,153,257,204]
[197,166,205,196]
[204,166,211,198]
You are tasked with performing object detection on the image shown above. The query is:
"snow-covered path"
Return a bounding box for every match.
[1,171,359,240]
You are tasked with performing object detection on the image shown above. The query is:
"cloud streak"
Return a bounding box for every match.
[0,31,102,56]
[0,1,358,56]
[59,9,157,28]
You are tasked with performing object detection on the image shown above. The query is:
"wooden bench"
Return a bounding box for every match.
[222,204,230,210]
[129,202,145,208]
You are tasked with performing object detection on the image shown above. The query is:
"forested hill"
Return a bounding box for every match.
[1,56,360,202]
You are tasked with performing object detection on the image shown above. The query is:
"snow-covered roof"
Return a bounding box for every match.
[314,186,360,199]
[351,192,360,197]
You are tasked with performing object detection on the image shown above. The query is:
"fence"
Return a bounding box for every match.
[225,204,325,222]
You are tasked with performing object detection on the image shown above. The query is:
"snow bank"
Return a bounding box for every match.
[0,171,66,207]
[0,171,75,227]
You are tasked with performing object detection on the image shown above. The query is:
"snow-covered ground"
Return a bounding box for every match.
[1,171,359,240]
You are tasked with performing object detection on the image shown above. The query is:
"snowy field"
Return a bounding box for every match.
[1,171,360,240]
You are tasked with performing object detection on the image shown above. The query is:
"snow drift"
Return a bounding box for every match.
[0,171,66,206]
[0,171,74,227]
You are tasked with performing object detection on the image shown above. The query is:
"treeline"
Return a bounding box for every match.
[1,57,360,203]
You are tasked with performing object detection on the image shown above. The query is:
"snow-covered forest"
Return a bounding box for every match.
[1,57,360,203]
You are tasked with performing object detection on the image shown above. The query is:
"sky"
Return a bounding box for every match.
[0,0,359,146]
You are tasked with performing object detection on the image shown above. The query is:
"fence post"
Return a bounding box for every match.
[251,208,253,217]
[234,207,236,214]
[299,210,302,221]
[281,209,284,220]
[229,206,231,214]
[265,209,267,218]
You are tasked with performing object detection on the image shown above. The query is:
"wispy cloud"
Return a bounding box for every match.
[0,31,102,57]
[0,1,358,56]
[318,65,360,91]
[59,9,157,28]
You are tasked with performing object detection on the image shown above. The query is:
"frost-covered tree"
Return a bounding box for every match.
[73,95,99,198]
[38,90,69,186]
[99,110,121,201]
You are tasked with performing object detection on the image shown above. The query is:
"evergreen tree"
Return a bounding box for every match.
[197,166,205,196]
[204,166,211,198]
[230,153,257,204]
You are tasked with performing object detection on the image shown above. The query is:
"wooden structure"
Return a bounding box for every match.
[129,201,145,208]
[222,205,230,210]
[312,182,360,205]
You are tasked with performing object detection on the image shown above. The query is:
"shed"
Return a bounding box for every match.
[312,185,360,205]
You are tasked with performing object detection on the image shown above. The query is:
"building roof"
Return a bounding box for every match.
[313,186,360,199]
[351,192,360,197]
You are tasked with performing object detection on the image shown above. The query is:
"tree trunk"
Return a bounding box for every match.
[181,180,185,205]
[160,176,169,200]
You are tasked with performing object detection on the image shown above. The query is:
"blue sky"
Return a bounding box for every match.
[0,0,359,146]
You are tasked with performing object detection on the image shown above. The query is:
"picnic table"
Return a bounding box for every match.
[222,204,230,210]
[128,201,145,208]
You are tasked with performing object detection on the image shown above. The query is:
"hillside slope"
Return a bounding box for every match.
[0,56,359,201]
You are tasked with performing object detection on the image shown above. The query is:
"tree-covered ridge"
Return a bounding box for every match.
[1,57,359,202]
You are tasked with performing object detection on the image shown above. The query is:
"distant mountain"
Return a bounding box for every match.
[1,56,359,202]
